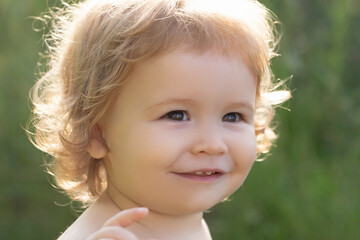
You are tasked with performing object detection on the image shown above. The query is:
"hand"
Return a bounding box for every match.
[87,207,149,240]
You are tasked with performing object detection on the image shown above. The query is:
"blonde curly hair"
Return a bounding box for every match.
[29,0,290,204]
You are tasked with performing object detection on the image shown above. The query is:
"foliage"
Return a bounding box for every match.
[0,0,359,239]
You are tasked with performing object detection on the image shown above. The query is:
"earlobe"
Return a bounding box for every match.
[87,124,108,159]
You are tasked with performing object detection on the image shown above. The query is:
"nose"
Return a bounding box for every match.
[190,126,228,156]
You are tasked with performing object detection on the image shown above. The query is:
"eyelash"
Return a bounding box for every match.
[162,110,190,121]
[162,111,245,122]
[222,112,245,122]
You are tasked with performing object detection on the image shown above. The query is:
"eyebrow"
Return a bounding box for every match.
[145,98,254,113]
[227,102,255,113]
[145,98,197,112]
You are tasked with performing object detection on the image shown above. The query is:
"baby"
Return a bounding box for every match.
[29,0,290,239]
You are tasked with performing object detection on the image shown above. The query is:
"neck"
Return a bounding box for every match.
[105,184,212,240]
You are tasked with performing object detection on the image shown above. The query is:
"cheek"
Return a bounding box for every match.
[117,123,186,167]
[231,131,257,173]
[213,131,257,202]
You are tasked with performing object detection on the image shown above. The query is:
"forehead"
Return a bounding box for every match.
[118,49,256,105]
[128,39,261,94]
[132,46,252,79]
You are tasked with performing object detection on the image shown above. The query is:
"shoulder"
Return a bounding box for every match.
[57,194,119,240]
[57,209,101,240]
[57,224,93,240]
[202,219,212,240]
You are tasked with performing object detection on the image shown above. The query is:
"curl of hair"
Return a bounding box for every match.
[28,0,290,205]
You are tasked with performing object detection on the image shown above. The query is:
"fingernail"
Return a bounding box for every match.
[136,207,148,213]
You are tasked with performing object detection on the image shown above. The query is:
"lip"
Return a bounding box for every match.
[171,168,225,182]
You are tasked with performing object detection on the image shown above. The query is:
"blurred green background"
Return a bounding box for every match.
[0,0,359,239]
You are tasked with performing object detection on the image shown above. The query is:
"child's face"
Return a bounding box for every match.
[102,49,257,215]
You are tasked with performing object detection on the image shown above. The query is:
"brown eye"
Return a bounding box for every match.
[163,111,190,121]
[222,112,244,122]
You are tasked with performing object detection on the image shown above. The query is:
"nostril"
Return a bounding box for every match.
[196,146,227,156]
[189,133,228,156]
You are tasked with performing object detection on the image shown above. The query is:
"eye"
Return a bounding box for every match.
[222,112,244,122]
[162,110,190,121]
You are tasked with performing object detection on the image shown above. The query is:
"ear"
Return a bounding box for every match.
[87,124,108,159]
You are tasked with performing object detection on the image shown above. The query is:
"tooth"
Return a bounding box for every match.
[205,172,212,175]
[195,171,203,175]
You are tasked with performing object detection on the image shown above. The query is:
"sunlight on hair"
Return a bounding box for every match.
[263,90,291,105]
[28,0,290,205]
[191,0,267,23]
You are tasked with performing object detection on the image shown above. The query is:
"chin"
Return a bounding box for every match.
[161,197,226,216]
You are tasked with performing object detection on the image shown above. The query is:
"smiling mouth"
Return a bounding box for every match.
[190,171,218,176]
[172,170,224,182]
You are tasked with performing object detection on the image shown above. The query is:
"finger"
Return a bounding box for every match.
[87,226,138,240]
[104,207,149,228]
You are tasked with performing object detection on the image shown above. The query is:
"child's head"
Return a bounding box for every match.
[30,0,289,205]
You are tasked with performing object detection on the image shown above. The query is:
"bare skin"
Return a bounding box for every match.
[59,49,256,240]
[58,193,119,240]
[58,192,211,240]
